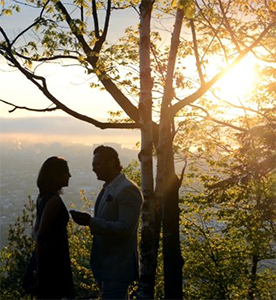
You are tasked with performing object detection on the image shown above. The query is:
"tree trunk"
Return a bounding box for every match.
[248,254,258,300]
[155,5,185,298]
[156,125,183,299]
[138,1,160,298]
[162,166,183,299]
[139,2,184,298]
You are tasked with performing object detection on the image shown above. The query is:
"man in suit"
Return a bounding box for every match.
[70,145,143,299]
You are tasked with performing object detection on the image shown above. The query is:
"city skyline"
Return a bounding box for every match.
[0,115,140,149]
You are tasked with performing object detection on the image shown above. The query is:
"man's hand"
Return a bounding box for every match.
[70,210,91,226]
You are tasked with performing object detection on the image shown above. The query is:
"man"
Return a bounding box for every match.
[70,145,143,299]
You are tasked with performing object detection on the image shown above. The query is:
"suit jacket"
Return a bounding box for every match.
[89,173,143,282]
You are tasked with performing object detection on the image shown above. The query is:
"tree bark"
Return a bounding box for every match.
[138,1,160,299]
[162,161,183,299]
[155,5,185,299]
[156,124,183,299]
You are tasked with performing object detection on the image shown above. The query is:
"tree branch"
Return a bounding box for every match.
[54,0,92,56]
[170,21,276,117]
[99,0,111,51]
[29,0,140,124]
[198,0,229,63]
[187,103,247,132]
[92,0,100,39]
[1,44,140,129]
[190,19,205,84]
[0,26,11,48]
[11,51,79,62]
[218,0,241,53]
[0,99,57,113]
[210,92,274,123]
[0,98,140,129]
[11,0,50,47]
[161,5,184,113]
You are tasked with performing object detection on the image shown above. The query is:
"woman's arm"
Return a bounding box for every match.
[33,217,39,241]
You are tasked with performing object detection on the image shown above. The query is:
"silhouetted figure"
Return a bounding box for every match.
[34,156,75,299]
[71,145,143,299]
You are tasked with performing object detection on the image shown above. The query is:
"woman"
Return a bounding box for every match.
[34,156,75,299]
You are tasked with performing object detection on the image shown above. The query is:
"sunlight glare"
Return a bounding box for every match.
[216,56,258,106]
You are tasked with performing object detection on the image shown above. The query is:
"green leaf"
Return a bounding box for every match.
[182,0,195,19]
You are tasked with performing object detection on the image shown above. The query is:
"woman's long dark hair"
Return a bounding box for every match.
[37,156,68,194]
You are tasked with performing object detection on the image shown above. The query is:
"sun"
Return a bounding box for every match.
[215,55,258,106]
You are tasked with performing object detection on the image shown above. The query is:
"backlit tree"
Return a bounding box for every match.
[1,0,275,297]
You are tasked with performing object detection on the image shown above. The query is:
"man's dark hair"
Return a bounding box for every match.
[93,145,122,171]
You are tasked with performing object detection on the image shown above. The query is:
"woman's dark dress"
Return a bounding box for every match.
[36,192,75,299]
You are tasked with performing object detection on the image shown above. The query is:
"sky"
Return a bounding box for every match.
[0,2,261,149]
[0,2,141,149]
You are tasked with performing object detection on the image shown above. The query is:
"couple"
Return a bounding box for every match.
[30,145,143,300]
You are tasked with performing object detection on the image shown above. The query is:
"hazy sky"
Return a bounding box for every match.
[0,116,140,148]
[0,4,141,147]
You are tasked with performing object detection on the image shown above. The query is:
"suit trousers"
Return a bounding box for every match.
[98,280,131,300]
